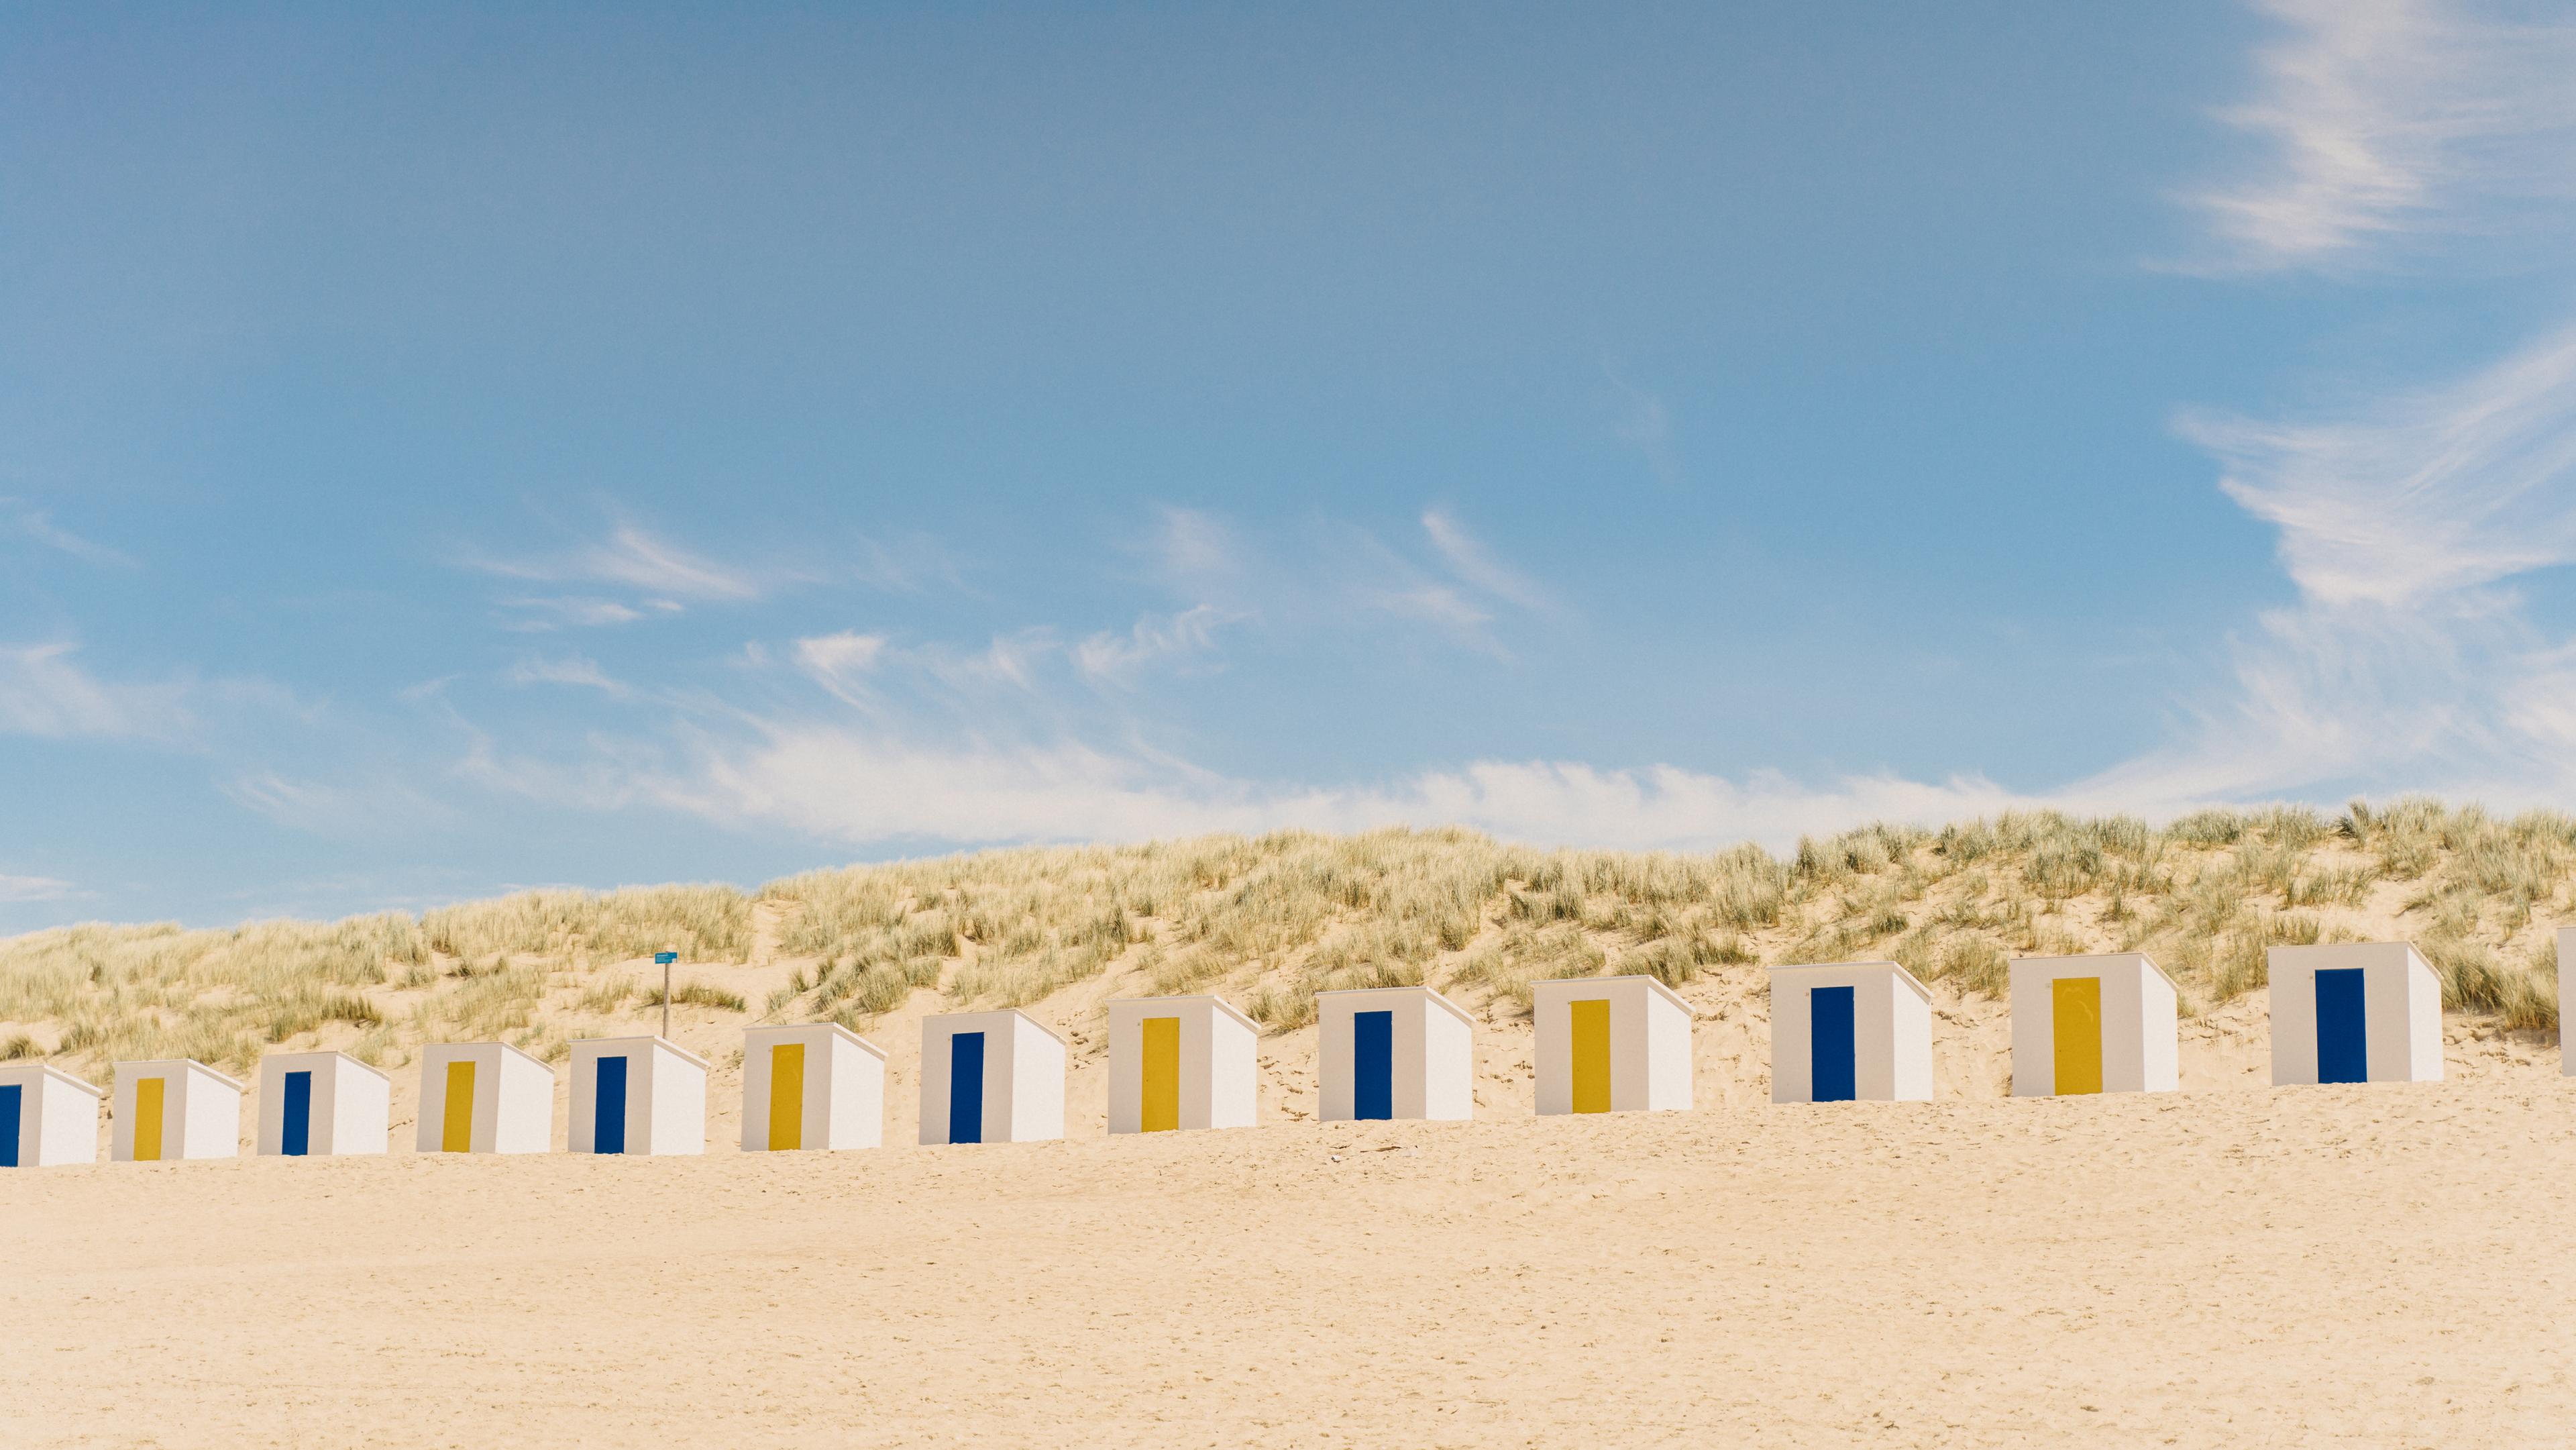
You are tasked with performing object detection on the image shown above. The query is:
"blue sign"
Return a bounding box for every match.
[653,951,678,965]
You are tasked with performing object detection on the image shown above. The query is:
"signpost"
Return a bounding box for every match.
[654,950,679,1041]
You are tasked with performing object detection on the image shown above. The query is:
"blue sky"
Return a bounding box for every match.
[7,1,2576,931]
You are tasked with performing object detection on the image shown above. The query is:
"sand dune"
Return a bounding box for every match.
[7,1069,2573,1447]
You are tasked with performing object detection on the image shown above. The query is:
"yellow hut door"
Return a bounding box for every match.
[1570,998,1613,1114]
[767,1043,806,1151]
[440,1061,477,1153]
[2051,976,2103,1096]
[132,1077,166,1161]
[1140,1017,1181,1133]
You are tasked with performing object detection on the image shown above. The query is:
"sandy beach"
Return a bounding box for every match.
[9,1068,2574,1447]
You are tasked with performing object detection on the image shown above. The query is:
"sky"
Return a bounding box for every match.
[7,0,2576,932]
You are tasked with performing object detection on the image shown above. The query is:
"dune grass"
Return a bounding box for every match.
[0,799,2566,1080]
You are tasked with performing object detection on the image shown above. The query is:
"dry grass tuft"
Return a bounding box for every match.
[640,980,749,1013]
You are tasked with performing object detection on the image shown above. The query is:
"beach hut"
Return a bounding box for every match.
[256,1051,392,1157]
[415,1041,554,1154]
[1316,986,1474,1123]
[2268,942,2442,1086]
[570,1036,708,1156]
[2559,927,2576,1077]
[919,1009,1066,1145]
[1106,995,1259,1135]
[741,1023,886,1151]
[1532,976,1693,1115]
[112,1059,245,1161]
[1768,962,1933,1104]
[0,1062,106,1168]
[2008,953,2180,1097]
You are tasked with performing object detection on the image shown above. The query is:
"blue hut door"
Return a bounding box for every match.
[0,1084,20,1168]
[1811,986,1858,1102]
[949,1032,986,1143]
[594,1055,629,1154]
[280,1070,313,1156]
[1353,1011,1394,1120]
[2315,968,2368,1084]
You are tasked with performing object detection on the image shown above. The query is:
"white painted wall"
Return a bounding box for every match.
[415,1042,555,1154]
[256,1051,392,1156]
[918,1010,1067,1145]
[2006,953,2181,1097]
[570,1037,708,1156]
[111,1059,245,1161]
[1314,986,1475,1123]
[1531,976,1695,1115]
[1766,962,1934,1104]
[0,1063,105,1168]
[741,1023,886,1151]
[1105,995,1260,1134]
[2267,942,2444,1086]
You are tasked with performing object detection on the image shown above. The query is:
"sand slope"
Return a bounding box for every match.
[9,1071,2575,1447]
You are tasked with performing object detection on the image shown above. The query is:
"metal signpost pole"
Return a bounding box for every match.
[655,949,678,1040]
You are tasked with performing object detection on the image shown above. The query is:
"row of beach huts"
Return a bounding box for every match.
[0,939,2548,1168]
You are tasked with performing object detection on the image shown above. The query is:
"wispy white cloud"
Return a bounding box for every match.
[2108,318,2576,809]
[914,631,1056,694]
[1311,508,1562,657]
[508,654,633,697]
[637,717,2035,854]
[1421,509,1555,615]
[469,519,784,631]
[496,595,654,631]
[0,642,193,741]
[221,771,461,837]
[3,503,136,568]
[2184,324,2576,608]
[1076,605,1231,684]
[794,631,888,680]
[1363,582,1493,631]
[0,872,75,903]
[496,521,766,601]
[2186,0,2576,272]
[2105,0,2576,815]
[1123,503,1557,660]
[1148,507,1240,584]
[782,627,1069,718]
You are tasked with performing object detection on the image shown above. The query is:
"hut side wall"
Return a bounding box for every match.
[1644,988,1694,1111]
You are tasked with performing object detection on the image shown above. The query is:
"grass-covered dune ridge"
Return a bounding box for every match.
[0,796,2563,1080]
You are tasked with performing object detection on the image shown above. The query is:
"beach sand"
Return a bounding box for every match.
[9,1066,2575,1447]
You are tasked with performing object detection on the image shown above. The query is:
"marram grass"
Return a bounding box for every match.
[0,799,2564,1078]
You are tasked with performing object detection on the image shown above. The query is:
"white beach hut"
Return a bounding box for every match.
[570,1037,708,1156]
[2557,927,2576,1077]
[1532,975,1693,1115]
[0,1062,107,1168]
[1106,994,1259,1135]
[741,1023,885,1151]
[112,1059,245,1161]
[256,1051,392,1157]
[1769,962,1933,1104]
[416,1041,555,1154]
[2008,953,2180,1097]
[2268,942,2442,1086]
[1316,985,1474,1123]
[920,1009,1066,1145]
